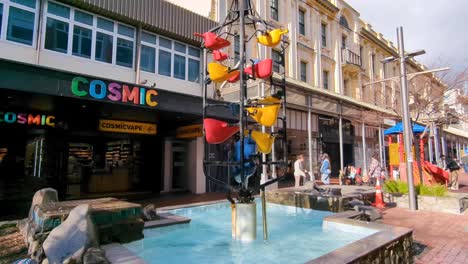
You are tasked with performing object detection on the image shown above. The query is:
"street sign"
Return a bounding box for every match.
[384,119,396,126]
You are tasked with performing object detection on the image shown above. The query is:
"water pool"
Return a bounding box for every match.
[124,202,377,263]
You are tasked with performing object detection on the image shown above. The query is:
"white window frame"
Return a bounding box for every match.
[141,30,201,83]
[140,30,158,73]
[0,0,40,48]
[298,9,305,36]
[323,70,329,90]
[321,22,327,48]
[41,0,135,69]
[300,60,307,82]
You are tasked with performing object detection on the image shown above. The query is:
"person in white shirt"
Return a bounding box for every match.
[294,154,307,187]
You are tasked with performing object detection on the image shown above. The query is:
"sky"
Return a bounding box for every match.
[346,0,468,73]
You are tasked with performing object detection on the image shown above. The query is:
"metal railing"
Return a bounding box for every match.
[341,48,361,66]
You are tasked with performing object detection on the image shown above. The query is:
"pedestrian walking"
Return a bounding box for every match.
[320,153,331,185]
[367,154,382,186]
[294,154,307,187]
[443,155,460,190]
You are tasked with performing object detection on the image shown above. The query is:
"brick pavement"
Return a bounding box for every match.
[381,170,468,264]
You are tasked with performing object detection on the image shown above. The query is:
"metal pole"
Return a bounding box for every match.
[378,126,385,172]
[433,123,441,166]
[261,83,268,185]
[361,123,367,173]
[239,0,246,188]
[261,189,268,241]
[428,134,434,163]
[397,27,417,211]
[338,105,344,185]
[307,96,314,183]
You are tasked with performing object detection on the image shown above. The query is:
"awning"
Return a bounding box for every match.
[384,122,426,135]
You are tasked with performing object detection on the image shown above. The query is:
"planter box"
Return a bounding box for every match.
[386,193,468,215]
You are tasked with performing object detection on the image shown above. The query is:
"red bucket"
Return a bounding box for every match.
[244,59,273,79]
[213,50,229,61]
[204,118,239,144]
[255,59,273,79]
[194,32,230,51]
[227,71,240,83]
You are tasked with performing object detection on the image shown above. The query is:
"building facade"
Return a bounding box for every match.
[0,0,219,216]
[207,0,468,178]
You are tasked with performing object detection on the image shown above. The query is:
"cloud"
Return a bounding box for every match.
[346,0,468,71]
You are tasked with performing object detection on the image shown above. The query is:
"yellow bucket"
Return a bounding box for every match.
[246,130,275,154]
[246,96,281,126]
[257,29,289,47]
[208,62,240,83]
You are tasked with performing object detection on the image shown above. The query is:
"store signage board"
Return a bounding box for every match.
[71,77,158,108]
[0,111,55,127]
[99,119,157,135]
[176,124,203,139]
[384,119,396,127]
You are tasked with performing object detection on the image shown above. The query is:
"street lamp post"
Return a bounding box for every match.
[397,27,418,211]
[380,27,426,211]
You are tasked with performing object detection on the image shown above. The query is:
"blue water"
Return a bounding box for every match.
[124,201,376,263]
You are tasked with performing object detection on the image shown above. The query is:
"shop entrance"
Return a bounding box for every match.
[171,141,189,190]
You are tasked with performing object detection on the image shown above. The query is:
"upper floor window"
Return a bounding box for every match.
[0,0,38,46]
[321,23,327,47]
[272,49,282,73]
[359,46,363,66]
[322,70,329,90]
[140,31,201,83]
[339,15,350,30]
[298,9,305,35]
[300,61,307,82]
[371,53,376,75]
[43,1,135,68]
[341,34,347,49]
[270,0,278,21]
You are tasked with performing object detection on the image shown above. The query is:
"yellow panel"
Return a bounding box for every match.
[99,119,157,135]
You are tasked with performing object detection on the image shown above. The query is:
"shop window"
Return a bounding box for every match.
[95,32,113,63]
[116,37,133,68]
[74,10,92,26]
[141,31,200,82]
[47,1,69,18]
[116,24,134,68]
[97,17,113,32]
[173,54,186,80]
[11,0,36,8]
[72,25,92,58]
[7,6,35,45]
[140,45,156,72]
[45,17,69,53]
[188,59,200,82]
[158,49,171,76]
[159,37,171,49]
[141,31,156,44]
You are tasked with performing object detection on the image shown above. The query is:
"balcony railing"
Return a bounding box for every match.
[341,48,361,67]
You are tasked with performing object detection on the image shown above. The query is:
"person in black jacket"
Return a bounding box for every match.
[444,155,460,190]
